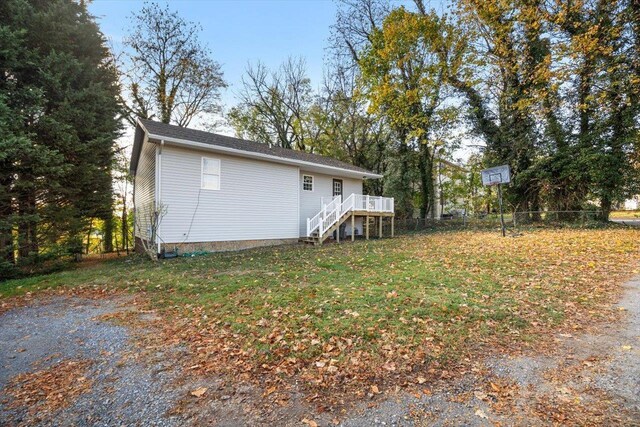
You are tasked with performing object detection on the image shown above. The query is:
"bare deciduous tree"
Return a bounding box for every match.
[122,2,226,127]
[228,57,313,151]
[311,66,390,195]
[330,0,389,65]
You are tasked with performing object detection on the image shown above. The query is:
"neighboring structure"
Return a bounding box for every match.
[130,119,394,255]
[434,158,469,218]
[623,196,640,210]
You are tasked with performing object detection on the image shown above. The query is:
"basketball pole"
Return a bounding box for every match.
[481,165,510,237]
[497,183,506,237]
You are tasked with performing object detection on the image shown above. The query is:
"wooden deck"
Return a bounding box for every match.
[304,195,395,245]
[349,211,395,241]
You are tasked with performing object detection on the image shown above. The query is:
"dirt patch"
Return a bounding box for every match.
[0,295,338,426]
[493,275,640,425]
[0,286,125,316]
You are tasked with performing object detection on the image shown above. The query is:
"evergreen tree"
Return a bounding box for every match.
[0,0,121,277]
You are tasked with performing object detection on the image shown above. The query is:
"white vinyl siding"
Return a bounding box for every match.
[298,170,363,237]
[158,145,299,243]
[133,140,156,241]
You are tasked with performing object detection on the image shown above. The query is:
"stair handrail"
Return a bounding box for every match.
[320,204,340,235]
[341,193,355,216]
[307,196,341,236]
[320,193,356,237]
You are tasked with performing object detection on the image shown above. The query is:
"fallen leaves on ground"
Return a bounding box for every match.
[190,387,208,398]
[3,359,94,420]
[2,228,639,418]
[302,418,319,427]
[153,229,638,408]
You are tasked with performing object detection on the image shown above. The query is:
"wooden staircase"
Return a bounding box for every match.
[304,193,395,246]
[302,210,353,245]
[300,230,320,244]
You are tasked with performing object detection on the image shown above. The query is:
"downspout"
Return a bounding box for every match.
[156,140,164,256]
[132,173,136,252]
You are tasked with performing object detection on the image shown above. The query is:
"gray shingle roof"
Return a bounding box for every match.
[133,119,377,176]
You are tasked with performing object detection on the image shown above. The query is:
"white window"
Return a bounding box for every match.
[201,157,220,190]
[302,175,313,191]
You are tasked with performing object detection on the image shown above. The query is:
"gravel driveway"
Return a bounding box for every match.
[0,297,189,426]
[1,277,639,426]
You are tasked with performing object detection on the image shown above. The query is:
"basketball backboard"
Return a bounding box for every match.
[481,165,511,186]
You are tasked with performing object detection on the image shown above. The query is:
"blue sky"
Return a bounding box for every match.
[89,0,341,111]
[87,0,472,160]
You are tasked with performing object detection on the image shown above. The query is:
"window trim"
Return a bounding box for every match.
[302,174,314,192]
[201,156,221,190]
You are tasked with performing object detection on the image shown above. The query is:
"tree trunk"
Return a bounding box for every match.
[418,142,434,220]
[86,220,93,254]
[29,213,37,255]
[397,136,413,218]
[17,190,37,260]
[113,228,120,256]
[530,193,542,222]
[600,196,612,221]
[0,221,14,265]
[0,181,15,265]
[103,215,113,253]
[122,195,128,254]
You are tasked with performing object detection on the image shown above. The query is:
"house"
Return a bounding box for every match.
[623,196,640,210]
[130,119,395,255]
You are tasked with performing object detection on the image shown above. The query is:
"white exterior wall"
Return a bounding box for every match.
[133,140,156,241]
[624,196,640,210]
[158,145,299,244]
[299,170,364,237]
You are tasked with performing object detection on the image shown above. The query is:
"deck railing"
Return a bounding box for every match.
[353,194,394,213]
[307,193,394,237]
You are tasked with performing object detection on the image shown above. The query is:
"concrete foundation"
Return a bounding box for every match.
[162,238,299,254]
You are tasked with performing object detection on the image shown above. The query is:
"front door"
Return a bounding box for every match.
[333,178,343,199]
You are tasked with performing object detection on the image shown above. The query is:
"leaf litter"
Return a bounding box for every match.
[1,228,639,423]
[2,359,94,421]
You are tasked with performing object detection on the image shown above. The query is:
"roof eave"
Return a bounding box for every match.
[146,132,383,180]
[129,118,151,175]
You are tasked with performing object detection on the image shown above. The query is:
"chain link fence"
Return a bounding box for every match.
[392,210,608,235]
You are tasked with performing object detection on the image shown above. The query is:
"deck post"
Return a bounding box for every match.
[391,216,395,238]
[366,215,370,240]
[351,214,355,242]
[379,216,382,238]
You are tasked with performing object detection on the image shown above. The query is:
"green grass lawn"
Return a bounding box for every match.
[611,210,640,219]
[2,228,638,397]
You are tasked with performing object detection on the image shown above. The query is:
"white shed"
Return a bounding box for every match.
[130,119,394,255]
